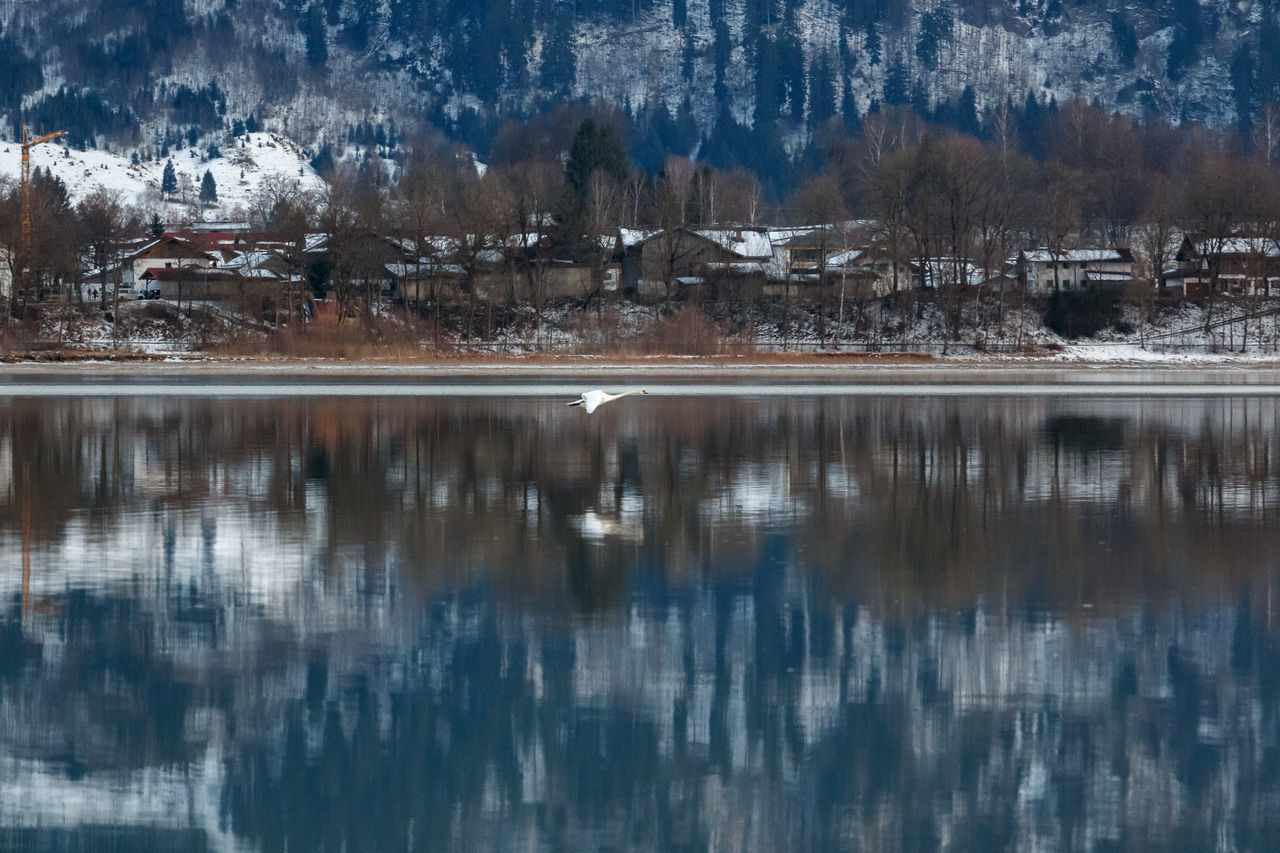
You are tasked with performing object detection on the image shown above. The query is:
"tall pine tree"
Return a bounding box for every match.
[565,119,628,197]
[200,169,218,204]
[161,160,177,196]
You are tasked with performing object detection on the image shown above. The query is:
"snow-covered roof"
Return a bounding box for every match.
[825,247,919,271]
[413,235,461,256]
[1192,237,1280,257]
[125,235,219,262]
[385,261,465,278]
[703,262,766,274]
[826,248,868,267]
[221,249,274,270]
[619,228,657,249]
[690,228,772,259]
[1021,248,1133,264]
[506,232,545,249]
[766,226,822,243]
[125,238,164,259]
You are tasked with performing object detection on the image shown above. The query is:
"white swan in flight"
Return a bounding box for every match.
[567,389,648,413]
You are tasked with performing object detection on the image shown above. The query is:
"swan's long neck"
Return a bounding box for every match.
[605,389,645,403]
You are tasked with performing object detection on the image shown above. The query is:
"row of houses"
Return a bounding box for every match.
[75,228,611,306]
[10,221,1280,309]
[621,226,1139,299]
[623,226,1280,301]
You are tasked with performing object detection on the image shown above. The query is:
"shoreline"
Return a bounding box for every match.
[7,352,1280,387]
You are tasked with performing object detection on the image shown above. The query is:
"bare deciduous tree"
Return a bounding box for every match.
[76,186,134,318]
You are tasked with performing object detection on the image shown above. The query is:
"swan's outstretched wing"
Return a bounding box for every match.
[581,390,609,413]
[568,390,608,412]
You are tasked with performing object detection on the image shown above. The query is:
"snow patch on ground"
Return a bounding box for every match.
[0,133,326,219]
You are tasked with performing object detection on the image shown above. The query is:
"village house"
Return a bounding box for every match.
[618,228,657,296]
[768,227,853,283]
[1164,234,1280,299]
[1018,247,1136,296]
[919,257,991,292]
[96,231,315,306]
[48,215,1280,328]
[303,231,415,300]
[823,246,917,297]
[489,231,617,303]
[620,227,772,298]
[122,234,220,293]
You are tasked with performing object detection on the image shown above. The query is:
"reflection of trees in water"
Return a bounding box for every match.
[3,395,1280,611]
[4,396,1280,846]
[9,578,1279,849]
[0,591,223,775]
[220,588,1280,850]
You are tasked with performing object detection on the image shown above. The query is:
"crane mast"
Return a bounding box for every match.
[18,125,68,302]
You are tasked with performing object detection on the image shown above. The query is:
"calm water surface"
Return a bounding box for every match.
[2,391,1280,851]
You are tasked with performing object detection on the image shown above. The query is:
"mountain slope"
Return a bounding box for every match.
[0,0,1272,167]
[0,132,325,217]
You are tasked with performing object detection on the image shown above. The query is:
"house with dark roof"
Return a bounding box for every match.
[1165,234,1280,299]
[823,246,918,297]
[619,227,773,298]
[123,235,219,292]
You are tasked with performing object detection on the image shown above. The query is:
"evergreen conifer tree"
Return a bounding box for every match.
[162,160,177,196]
[200,169,218,204]
[565,119,628,197]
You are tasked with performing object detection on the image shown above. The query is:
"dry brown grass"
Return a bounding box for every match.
[207,314,456,360]
[562,304,733,356]
[1,301,950,366]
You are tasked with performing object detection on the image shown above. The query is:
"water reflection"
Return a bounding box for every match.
[2,394,1280,851]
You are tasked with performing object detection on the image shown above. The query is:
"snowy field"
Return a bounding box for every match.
[0,132,325,217]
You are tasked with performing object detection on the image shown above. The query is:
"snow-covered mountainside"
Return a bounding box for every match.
[0,133,326,218]
[0,0,1271,169]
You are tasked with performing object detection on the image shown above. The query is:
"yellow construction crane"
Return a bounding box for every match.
[19,125,67,299]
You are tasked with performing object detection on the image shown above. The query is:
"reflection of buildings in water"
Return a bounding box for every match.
[702,461,808,521]
[2,507,313,614]
[0,395,1279,846]
[2,393,1279,624]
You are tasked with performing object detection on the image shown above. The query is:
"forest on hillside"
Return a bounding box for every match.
[8,0,1280,198]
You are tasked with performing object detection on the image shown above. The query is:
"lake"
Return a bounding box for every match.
[2,387,1279,851]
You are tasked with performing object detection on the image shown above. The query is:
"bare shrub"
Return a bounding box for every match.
[566,310,627,354]
[639,305,727,355]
